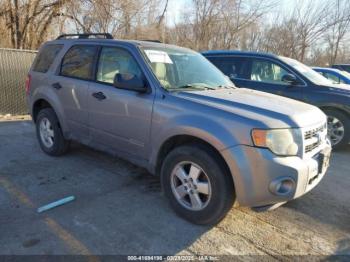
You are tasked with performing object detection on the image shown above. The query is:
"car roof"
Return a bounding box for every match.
[44,38,192,52]
[333,64,350,66]
[201,50,280,59]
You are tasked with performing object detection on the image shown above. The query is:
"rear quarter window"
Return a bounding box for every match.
[33,44,63,73]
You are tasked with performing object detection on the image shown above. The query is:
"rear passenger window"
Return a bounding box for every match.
[33,44,63,73]
[61,45,97,80]
[207,57,245,79]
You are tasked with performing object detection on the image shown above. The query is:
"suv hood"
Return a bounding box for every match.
[319,83,350,95]
[175,88,326,128]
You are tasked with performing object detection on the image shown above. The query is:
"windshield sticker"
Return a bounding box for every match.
[144,50,173,64]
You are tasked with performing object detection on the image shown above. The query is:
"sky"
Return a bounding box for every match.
[166,0,188,26]
[164,0,323,26]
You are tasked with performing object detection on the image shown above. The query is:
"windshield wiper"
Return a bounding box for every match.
[174,84,216,90]
[217,85,236,89]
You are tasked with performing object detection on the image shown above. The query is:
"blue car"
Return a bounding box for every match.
[332,64,350,73]
[312,67,350,85]
[202,50,350,149]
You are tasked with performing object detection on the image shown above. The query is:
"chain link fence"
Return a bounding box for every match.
[0,48,37,115]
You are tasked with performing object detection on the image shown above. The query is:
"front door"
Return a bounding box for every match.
[88,46,155,159]
[237,57,303,101]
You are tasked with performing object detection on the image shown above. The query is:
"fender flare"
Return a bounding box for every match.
[31,91,68,134]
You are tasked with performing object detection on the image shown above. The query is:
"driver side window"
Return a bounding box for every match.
[97,47,142,84]
[323,72,342,84]
[250,59,289,84]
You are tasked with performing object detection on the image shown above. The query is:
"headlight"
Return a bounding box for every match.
[251,128,302,156]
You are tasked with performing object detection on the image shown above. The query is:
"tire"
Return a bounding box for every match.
[324,109,350,150]
[36,108,69,156]
[161,143,235,225]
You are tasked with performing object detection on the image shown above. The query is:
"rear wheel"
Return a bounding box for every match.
[324,109,350,149]
[161,144,235,225]
[36,108,69,156]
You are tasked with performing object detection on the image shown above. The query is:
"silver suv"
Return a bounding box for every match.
[26,34,332,225]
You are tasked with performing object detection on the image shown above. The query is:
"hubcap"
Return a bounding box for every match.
[327,115,345,146]
[39,117,54,148]
[170,161,211,211]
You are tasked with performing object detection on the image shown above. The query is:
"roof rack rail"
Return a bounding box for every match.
[140,39,162,43]
[56,33,113,40]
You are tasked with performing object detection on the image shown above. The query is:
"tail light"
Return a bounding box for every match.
[25,74,32,95]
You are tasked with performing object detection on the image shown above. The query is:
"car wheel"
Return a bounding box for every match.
[36,108,69,156]
[324,109,350,149]
[161,144,235,225]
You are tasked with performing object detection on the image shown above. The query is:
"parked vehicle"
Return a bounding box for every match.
[27,34,331,225]
[313,67,350,85]
[332,64,350,73]
[203,50,350,149]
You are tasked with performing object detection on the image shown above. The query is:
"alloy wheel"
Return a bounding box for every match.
[327,115,345,146]
[39,117,55,148]
[170,161,212,211]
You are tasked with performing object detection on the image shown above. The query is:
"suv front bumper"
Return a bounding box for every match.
[221,143,332,208]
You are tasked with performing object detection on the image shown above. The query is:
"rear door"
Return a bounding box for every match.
[206,56,252,88]
[87,45,155,160]
[207,56,247,81]
[50,44,98,142]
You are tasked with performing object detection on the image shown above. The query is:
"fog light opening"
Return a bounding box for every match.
[270,177,295,196]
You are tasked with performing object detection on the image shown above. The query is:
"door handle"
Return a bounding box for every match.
[92,92,106,101]
[52,82,62,90]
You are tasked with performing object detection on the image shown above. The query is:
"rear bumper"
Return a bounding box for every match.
[221,143,331,208]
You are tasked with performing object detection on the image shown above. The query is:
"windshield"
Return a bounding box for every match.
[338,70,350,79]
[279,56,333,86]
[141,46,234,91]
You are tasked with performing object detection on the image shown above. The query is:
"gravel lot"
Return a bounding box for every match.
[0,119,349,258]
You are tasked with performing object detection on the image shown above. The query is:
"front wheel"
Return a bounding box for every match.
[161,144,235,225]
[324,109,350,149]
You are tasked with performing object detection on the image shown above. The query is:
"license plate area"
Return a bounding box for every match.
[317,150,331,174]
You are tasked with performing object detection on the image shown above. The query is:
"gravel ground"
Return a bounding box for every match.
[0,118,349,259]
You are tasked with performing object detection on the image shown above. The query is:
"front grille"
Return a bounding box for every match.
[304,124,326,140]
[305,142,320,153]
[304,123,327,154]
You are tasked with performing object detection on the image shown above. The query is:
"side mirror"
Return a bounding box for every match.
[228,73,237,80]
[282,74,297,85]
[113,73,147,93]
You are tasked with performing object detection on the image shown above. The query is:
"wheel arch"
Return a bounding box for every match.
[319,104,350,118]
[31,97,68,136]
[154,134,233,186]
[32,99,52,122]
[320,105,350,146]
